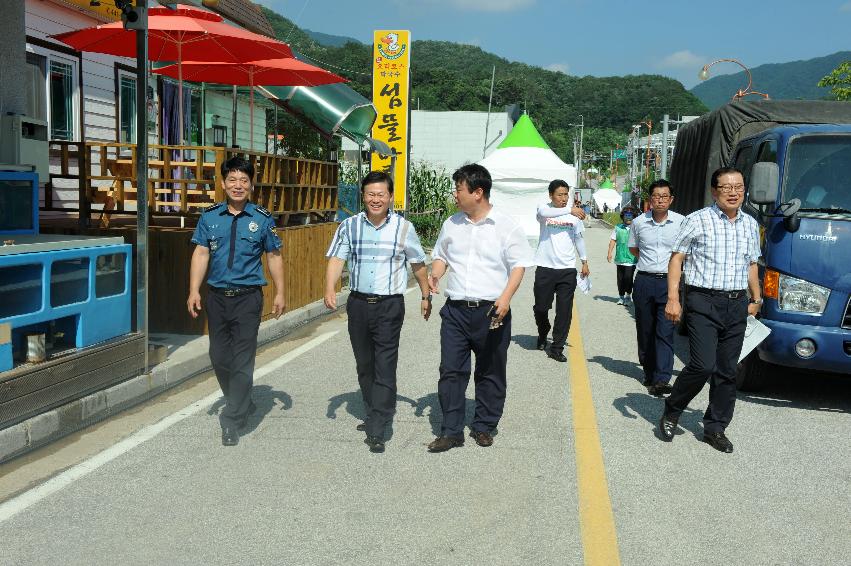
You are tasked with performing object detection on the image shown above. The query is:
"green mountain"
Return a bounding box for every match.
[690,51,851,109]
[304,29,363,48]
[259,5,707,162]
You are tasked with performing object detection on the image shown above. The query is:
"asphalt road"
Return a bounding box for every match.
[0,218,849,566]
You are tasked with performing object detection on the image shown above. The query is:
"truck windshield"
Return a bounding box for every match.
[783,134,851,214]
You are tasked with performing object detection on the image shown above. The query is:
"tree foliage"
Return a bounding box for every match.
[818,60,851,101]
[260,7,708,160]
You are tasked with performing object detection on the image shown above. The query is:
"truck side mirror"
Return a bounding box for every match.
[748,162,779,204]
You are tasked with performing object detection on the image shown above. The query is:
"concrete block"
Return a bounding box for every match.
[147,368,168,390]
[25,411,60,445]
[80,390,108,421]
[106,375,150,410]
[0,424,29,462]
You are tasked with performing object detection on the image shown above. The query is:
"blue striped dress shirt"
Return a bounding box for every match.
[326,211,426,295]
[672,204,761,291]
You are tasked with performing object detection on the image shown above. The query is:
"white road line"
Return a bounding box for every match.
[0,330,339,524]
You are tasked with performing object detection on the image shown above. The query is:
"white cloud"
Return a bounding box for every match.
[841,1,851,11]
[545,63,570,74]
[449,0,536,12]
[658,50,706,69]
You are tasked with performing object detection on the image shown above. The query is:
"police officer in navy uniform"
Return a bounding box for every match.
[187,156,286,446]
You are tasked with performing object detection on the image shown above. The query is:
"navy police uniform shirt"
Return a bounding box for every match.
[191,202,282,288]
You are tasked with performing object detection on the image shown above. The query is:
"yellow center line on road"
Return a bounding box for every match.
[568,305,621,566]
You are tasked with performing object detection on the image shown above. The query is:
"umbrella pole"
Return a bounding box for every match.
[249,71,254,151]
[178,42,184,145]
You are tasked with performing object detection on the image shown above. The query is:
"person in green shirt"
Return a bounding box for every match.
[607,206,638,305]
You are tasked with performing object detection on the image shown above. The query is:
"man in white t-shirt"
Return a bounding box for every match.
[533,179,589,362]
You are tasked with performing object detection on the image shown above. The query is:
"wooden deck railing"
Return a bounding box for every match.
[47,141,339,226]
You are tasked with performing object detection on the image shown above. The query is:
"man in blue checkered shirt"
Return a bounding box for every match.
[658,167,763,453]
[324,171,431,454]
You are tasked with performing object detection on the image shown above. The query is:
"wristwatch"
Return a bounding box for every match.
[749,298,763,305]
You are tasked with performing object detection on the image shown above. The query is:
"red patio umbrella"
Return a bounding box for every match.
[153,58,346,149]
[52,5,294,144]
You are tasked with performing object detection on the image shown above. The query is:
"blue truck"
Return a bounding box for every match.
[670,101,851,390]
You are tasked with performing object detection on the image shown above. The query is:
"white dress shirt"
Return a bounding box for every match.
[432,206,535,301]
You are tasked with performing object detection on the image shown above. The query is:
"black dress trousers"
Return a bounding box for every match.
[533,266,578,354]
[206,289,263,428]
[438,301,512,438]
[346,294,405,439]
[664,290,747,433]
[632,273,675,384]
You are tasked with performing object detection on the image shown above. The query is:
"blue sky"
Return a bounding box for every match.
[259,0,851,89]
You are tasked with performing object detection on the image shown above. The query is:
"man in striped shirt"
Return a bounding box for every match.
[659,167,763,453]
[325,171,432,454]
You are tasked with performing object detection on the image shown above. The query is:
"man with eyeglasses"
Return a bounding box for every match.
[628,180,684,397]
[659,167,762,453]
[187,156,286,447]
[325,171,431,454]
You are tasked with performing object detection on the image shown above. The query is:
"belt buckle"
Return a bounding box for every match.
[366,296,379,304]
[465,300,480,308]
[728,291,742,299]
[223,289,237,297]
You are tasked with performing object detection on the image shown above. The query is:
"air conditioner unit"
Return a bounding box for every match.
[0,115,49,183]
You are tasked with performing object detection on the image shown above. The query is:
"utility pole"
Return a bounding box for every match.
[482,65,496,158]
[661,114,669,179]
[131,4,149,373]
[578,115,584,188]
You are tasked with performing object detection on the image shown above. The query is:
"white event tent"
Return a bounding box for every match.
[479,114,576,239]
[478,114,578,239]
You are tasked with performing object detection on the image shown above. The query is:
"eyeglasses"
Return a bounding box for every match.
[716,184,745,194]
[650,195,671,201]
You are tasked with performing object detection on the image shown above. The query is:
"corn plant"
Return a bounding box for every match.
[406,160,456,246]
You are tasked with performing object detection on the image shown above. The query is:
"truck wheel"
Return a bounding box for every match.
[736,350,767,391]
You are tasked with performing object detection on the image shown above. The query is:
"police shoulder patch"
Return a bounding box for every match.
[254,204,271,217]
[204,202,224,213]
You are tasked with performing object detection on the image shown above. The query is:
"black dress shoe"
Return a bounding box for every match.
[647,382,674,397]
[658,415,677,442]
[702,431,734,453]
[427,436,464,452]
[536,336,547,350]
[469,430,494,447]
[546,349,567,362]
[222,427,239,446]
[364,436,385,453]
[356,422,367,432]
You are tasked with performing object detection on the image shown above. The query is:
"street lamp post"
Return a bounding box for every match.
[698,58,770,101]
[568,115,584,188]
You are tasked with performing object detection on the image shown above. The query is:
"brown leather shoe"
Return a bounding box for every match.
[470,430,494,447]
[427,436,464,452]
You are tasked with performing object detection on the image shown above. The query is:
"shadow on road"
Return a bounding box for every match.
[738,370,851,414]
[414,392,476,437]
[612,391,705,439]
[207,385,293,435]
[512,334,541,350]
[326,391,418,440]
[588,355,644,383]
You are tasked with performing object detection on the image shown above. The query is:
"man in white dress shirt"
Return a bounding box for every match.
[427,164,535,452]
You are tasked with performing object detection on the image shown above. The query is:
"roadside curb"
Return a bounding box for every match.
[0,290,350,464]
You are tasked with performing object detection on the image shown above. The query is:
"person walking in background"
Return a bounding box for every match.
[533,180,590,362]
[186,156,286,447]
[659,167,762,453]
[628,180,684,396]
[607,207,637,305]
[324,171,431,454]
[427,164,534,452]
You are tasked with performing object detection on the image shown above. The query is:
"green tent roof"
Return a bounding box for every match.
[497,114,550,149]
[599,179,614,189]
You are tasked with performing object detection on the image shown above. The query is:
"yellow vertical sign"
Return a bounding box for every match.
[371,30,411,210]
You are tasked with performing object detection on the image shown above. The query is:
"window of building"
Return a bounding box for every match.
[118,73,137,143]
[25,45,80,142]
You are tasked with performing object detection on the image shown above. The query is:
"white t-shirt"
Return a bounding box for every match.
[535,203,586,269]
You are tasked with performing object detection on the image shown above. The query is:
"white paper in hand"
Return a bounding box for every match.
[738,315,771,363]
[577,274,591,294]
